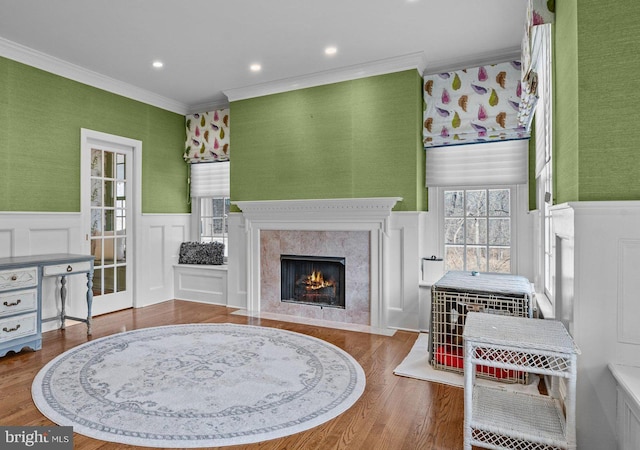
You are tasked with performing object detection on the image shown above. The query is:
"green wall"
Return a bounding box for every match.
[554,0,640,203]
[0,56,188,213]
[229,70,426,211]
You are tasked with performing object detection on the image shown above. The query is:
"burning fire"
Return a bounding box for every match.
[304,270,335,291]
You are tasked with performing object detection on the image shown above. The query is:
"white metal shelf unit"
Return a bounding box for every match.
[463,312,580,450]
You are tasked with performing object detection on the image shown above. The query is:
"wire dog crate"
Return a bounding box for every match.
[429,271,535,384]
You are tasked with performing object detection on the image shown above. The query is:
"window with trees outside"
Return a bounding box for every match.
[443,188,512,273]
[197,197,230,258]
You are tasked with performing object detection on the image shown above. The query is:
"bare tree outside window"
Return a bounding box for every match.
[200,197,230,257]
[444,188,511,273]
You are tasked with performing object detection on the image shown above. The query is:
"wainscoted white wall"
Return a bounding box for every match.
[0,212,190,333]
[136,214,191,308]
[226,213,247,309]
[385,212,424,330]
[550,201,640,450]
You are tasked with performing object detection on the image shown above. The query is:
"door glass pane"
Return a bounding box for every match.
[104,266,115,295]
[91,150,102,177]
[104,152,114,178]
[103,238,115,265]
[91,209,102,236]
[104,210,114,233]
[116,266,126,292]
[104,180,114,207]
[116,154,126,180]
[91,180,102,206]
[93,267,103,296]
[91,239,101,265]
[116,237,126,262]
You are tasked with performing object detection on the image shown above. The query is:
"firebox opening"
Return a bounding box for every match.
[280,254,346,309]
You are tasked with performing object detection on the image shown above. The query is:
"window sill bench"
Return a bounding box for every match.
[173,264,227,305]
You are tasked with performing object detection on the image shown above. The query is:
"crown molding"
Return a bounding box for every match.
[224,52,427,102]
[423,46,521,75]
[186,99,230,115]
[0,37,189,115]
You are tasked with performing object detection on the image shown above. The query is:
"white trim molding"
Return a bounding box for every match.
[224,52,427,102]
[234,198,402,330]
[0,36,188,115]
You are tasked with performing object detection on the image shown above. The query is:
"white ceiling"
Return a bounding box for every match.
[0,0,526,114]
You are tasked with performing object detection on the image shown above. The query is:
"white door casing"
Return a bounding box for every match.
[81,129,142,315]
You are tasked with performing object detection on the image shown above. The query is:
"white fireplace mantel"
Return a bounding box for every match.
[235,197,403,226]
[234,197,403,330]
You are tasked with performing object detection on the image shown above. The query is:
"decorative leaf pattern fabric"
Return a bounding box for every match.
[423,61,527,148]
[518,0,554,130]
[184,109,230,163]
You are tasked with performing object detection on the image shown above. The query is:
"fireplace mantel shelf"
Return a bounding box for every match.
[234,197,403,222]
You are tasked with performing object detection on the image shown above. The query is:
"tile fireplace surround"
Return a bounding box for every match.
[234,197,402,330]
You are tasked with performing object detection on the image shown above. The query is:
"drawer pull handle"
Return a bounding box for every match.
[2,324,21,333]
[66,265,73,272]
[11,275,17,281]
[3,299,21,307]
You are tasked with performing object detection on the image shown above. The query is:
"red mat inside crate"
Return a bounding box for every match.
[435,345,518,379]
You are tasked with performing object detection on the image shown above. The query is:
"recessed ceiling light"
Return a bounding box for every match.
[325,46,338,56]
[250,63,262,72]
[152,61,164,69]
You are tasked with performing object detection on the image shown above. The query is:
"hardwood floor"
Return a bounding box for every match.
[0,300,466,449]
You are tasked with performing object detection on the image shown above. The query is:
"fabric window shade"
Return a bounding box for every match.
[423,61,528,148]
[425,140,528,187]
[533,25,552,177]
[190,161,230,197]
[518,0,554,131]
[184,109,230,163]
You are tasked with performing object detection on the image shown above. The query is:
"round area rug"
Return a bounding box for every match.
[32,323,366,448]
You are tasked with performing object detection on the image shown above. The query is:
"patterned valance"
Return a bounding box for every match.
[518,0,555,130]
[423,61,527,148]
[184,109,230,163]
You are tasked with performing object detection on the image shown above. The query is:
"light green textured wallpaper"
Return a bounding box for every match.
[229,70,426,211]
[554,0,640,202]
[575,0,640,201]
[554,0,579,204]
[0,56,188,213]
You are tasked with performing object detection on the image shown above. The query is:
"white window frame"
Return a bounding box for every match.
[532,24,554,317]
[437,185,519,274]
[191,196,230,260]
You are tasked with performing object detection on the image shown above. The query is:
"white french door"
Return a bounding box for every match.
[81,130,138,315]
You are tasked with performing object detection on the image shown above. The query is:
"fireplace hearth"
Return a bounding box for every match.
[281,255,346,308]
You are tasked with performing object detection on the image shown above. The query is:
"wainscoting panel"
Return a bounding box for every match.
[385,212,422,331]
[0,212,190,332]
[550,201,640,450]
[174,265,227,305]
[618,239,640,345]
[0,213,87,332]
[136,214,190,308]
[227,213,247,308]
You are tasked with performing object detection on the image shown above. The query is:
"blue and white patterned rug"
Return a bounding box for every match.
[32,323,366,448]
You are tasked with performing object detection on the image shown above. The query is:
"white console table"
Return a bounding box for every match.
[0,254,94,357]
